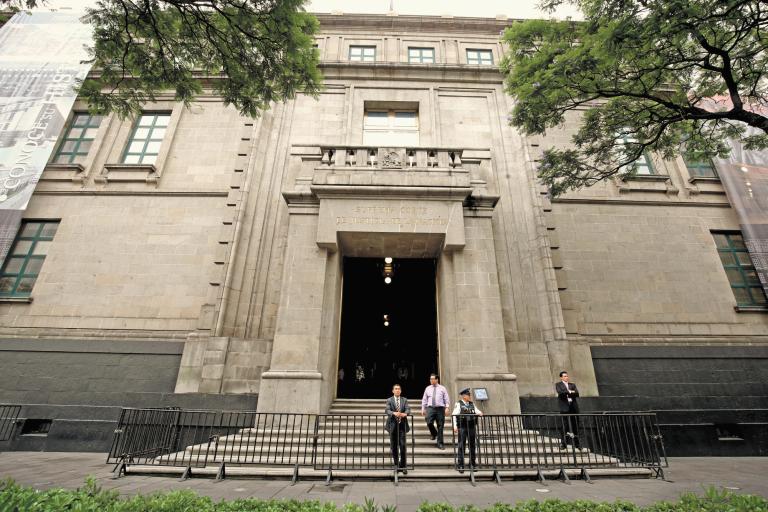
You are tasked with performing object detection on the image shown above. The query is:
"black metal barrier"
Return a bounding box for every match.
[0,405,21,442]
[314,413,414,483]
[108,408,665,484]
[108,408,415,483]
[451,413,667,483]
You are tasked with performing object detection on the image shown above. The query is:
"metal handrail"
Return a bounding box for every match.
[107,408,666,482]
[450,413,667,481]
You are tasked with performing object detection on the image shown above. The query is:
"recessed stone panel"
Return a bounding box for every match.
[317,198,465,251]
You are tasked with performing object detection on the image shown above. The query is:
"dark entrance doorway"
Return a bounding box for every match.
[336,257,438,400]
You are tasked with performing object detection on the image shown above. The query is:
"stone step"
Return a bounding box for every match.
[168,451,618,467]
[226,431,559,445]
[195,438,584,452]
[331,398,383,404]
[125,464,653,481]
[181,441,602,459]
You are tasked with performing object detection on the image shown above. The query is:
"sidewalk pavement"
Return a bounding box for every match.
[1,452,767,511]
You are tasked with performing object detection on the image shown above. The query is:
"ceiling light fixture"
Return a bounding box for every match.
[383,257,394,284]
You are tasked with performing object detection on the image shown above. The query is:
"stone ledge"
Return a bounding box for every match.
[0,337,185,354]
[96,163,158,184]
[455,372,517,381]
[260,370,323,380]
[41,162,85,182]
[0,296,32,304]
[734,305,768,313]
[689,176,721,184]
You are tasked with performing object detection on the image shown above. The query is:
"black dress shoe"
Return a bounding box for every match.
[458,466,464,474]
[402,469,408,475]
[437,443,445,450]
[430,435,436,441]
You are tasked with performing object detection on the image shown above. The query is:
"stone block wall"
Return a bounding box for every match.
[551,202,768,337]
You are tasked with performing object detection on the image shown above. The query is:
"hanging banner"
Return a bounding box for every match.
[712,125,768,298]
[0,11,92,262]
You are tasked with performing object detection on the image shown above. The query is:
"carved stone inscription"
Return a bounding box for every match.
[336,205,447,226]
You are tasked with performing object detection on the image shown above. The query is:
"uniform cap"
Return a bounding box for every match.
[459,387,471,396]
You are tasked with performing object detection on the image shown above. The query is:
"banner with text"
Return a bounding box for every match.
[0,11,92,261]
[713,126,768,300]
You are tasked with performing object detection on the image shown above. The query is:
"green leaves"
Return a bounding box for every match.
[78,0,322,119]
[500,0,768,195]
[1,480,767,512]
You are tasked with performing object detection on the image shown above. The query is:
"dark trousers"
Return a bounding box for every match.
[425,407,445,444]
[559,413,580,448]
[456,425,477,468]
[389,423,407,468]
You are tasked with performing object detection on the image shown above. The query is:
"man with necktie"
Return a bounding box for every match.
[421,373,450,449]
[452,387,483,473]
[385,383,411,473]
[555,370,581,449]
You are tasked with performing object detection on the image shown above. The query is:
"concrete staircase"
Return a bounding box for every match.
[126,399,654,481]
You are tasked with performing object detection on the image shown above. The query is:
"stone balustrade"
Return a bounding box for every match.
[318,146,468,170]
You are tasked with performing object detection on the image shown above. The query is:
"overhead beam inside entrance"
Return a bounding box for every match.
[337,232,445,259]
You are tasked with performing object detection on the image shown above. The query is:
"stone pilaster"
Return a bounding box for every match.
[256,206,327,413]
[450,206,520,414]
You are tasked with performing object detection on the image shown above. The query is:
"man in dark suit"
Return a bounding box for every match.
[385,383,411,473]
[555,371,581,449]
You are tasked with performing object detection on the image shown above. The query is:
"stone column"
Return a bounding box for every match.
[257,209,328,413]
[445,212,520,414]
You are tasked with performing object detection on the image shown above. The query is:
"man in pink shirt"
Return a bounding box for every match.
[421,373,450,449]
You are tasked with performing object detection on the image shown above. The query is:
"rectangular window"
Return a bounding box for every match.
[617,134,655,175]
[713,232,767,307]
[349,46,376,62]
[53,113,103,164]
[684,153,718,178]
[122,113,171,165]
[466,49,493,65]
[363,110,419,146]
[0,220,59,298]
[408,47,435,64]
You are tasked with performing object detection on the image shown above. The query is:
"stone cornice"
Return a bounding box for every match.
[314,12,519,35]
[319,61,504,83]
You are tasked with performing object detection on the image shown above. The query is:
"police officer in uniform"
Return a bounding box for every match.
[451,388,483,473]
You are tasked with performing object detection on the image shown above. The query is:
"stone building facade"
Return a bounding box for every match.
[0,13,766,454]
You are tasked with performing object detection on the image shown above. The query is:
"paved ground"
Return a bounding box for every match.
[0,453,767,510]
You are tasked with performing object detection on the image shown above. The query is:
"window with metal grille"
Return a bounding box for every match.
[713,231,767,307]
[617,134,655,175]
[349,46,376,62]
[122,113,170,165]
[466,49,493,65]
[408,47,435,64]
[0,220,59,297]
[684,154,718,178]
[53,113,103,164]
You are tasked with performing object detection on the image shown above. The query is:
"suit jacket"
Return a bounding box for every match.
[385,396,411,433]
[555,381,580,413]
